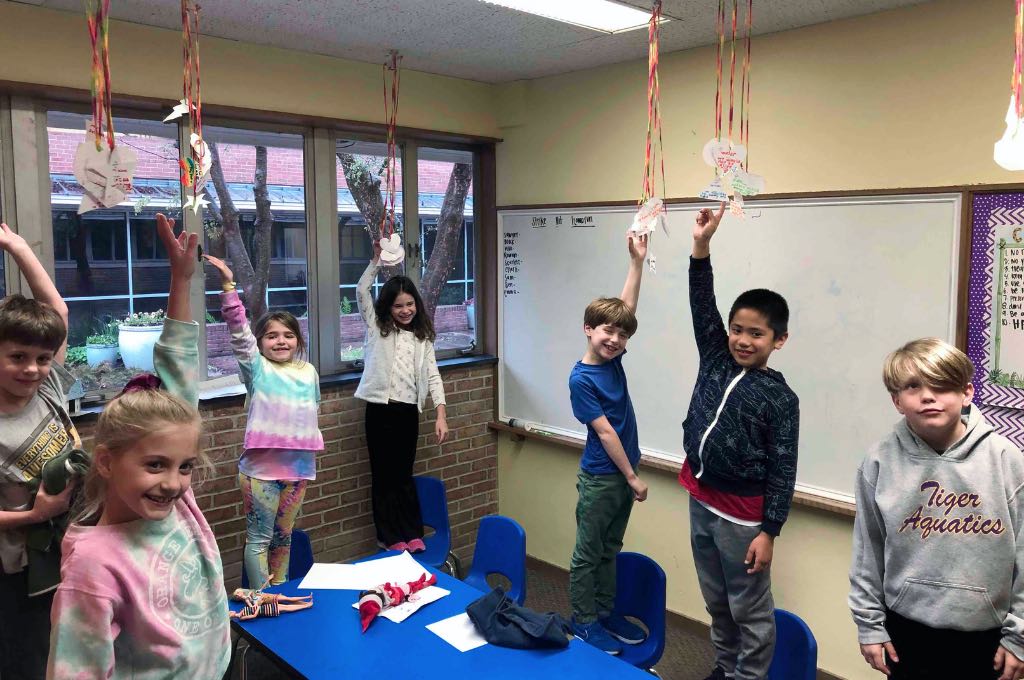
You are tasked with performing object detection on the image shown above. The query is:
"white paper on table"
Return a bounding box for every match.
[298,551,434,591]
[349,586,450,623]
[426,613,488,652]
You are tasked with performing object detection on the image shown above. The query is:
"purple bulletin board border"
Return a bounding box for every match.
[967,193,1024,412]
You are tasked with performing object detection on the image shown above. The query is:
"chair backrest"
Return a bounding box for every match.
[614,551,667,670]
[767,608,818,680]
[414,475,452,548]
[241,528,314,588]
[465,515,527,604]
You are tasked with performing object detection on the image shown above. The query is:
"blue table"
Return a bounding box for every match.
[230,566,653,679]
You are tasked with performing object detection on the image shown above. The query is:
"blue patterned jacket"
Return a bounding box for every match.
[682,256,800,536]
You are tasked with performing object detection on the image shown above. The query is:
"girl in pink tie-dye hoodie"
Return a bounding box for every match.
[46,215,230,679]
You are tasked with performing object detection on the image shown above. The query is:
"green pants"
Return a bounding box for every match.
[569,470,635,623]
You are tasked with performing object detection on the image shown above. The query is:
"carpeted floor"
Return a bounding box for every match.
[233,557,718,680]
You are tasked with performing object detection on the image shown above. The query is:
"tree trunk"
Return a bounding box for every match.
[337,153,402,280]
[207,142,272,321]
[419,162,472,318]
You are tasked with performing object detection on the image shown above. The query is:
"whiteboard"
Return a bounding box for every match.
[498,195,962,503]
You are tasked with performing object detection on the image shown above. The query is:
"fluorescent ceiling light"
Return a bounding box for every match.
[478,0,661,34]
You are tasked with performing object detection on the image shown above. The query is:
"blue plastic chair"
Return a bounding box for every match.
[614,551,667,676]
[240,528,314,588]
[767,608,818,680]
[412,476,461,577]
[463,515,527,605]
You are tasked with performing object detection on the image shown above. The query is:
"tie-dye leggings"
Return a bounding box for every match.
[239,474,309,586]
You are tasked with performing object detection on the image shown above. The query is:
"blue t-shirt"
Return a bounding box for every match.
[568,353,641,475]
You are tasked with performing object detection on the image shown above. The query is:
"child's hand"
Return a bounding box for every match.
[435,413,449,444]
[0,223,29,254]
[156,213,198,280]
[203,254,234,285]
[860,642,897,676]
[30,482,76,523]
[693,202,726,244]
[744,531,774,574]
[627,232,648,265]
[995,645,1024,680]
[627,475,648,502]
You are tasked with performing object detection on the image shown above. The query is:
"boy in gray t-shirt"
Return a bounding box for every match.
[0,222,77,679]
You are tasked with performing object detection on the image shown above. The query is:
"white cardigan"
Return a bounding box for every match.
[353,262,446,412]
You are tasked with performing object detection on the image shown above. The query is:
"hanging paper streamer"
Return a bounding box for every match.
[166,0,210,215]
[995,0,1024,170]
[74,0,137,214]
[378,50,405,266]
[629,1,667,243]
[700,0,762,216]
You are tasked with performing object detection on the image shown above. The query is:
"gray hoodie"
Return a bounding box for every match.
[849,405,1024,658]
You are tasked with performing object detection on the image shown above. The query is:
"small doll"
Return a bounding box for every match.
[229,577,313,620]
[357,572,437,632]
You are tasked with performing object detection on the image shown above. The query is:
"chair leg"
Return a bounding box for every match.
[238,642,249,680]
[445,551,463,579]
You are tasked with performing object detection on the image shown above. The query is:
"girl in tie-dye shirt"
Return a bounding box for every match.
[205,254,323,587]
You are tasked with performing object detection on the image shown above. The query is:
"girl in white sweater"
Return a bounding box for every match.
[354,244,448,552]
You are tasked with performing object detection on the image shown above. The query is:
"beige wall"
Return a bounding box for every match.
[494,1,1020,679]
[495,0,1017,205]
[0,3,499,138]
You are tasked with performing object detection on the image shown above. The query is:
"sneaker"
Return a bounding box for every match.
[599,612,647,644]
[386,541,409,552]
[406,538,426,554]
[701,667,728,680]
[571,619,623,655]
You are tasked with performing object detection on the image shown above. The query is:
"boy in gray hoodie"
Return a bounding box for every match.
[849,338,1024,680]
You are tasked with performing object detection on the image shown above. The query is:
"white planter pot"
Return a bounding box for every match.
[86,344,118,367]
[466,304,475,331]
[118,325,162,371]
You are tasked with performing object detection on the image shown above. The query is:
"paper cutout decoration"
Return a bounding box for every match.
[379,233,404,266]
[698,176,729,202]
[183,192,210,215]
[629,196,666,237]
[73,127,137,214]
[730,193,745,218]
[179,133,212,191]
[163,98,190,122]
[730,167,765,197]
[997,96,1024,171]
[357,572,437,632]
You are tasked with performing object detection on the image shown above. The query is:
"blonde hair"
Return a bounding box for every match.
[76,389,205,524]
[583,297,638,337]
[882,337,974,395]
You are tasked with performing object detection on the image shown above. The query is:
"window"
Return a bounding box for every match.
[202,125,309,380]
[336,139,403,363]
[47,111,181,399]
[418,147,476,355]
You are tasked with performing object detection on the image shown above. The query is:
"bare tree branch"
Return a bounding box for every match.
[419,162,472,318]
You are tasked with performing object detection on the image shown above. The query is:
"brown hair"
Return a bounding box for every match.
[76,388,205,524]
[583,297,638,337]
[882,337,975,395]
[254,311,307,362]
[373,275,436,342]
[0,295,66,352]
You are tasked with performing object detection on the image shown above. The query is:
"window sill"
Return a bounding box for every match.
[68,354,498,421]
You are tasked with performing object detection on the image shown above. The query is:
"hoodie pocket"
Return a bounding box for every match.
[890,578,1002,630]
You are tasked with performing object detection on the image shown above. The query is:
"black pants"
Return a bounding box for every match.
[0,568,54,680]
[885,610,1002,680]
[365,401,423,547]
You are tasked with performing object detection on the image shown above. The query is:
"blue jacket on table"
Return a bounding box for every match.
[682,255,800,537]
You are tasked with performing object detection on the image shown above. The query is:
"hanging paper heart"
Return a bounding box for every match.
[698,176,729,202]
[379,233,404,266]
[629,196,666,236]
[995,96,1024,171]
[730,167,766,197]
[713,143,746,175]
[702,138,725,168]
[189,133,212,190]
[73,136,138,214]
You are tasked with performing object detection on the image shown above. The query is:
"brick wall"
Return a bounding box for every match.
[74,364,497,585]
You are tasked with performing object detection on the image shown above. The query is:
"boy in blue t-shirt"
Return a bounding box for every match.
[567,232,649,655]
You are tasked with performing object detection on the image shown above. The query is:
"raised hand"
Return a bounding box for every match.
[156,213,198,280]
[203,254,234,286]
[627,232,648,264]
[693,202,726,244]
[0,223,29,254]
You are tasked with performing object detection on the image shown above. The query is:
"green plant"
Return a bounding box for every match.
[86,333,117,346]
[206,311,217,324]
[120,310,166,327]
[65,346,87,366]
[341,296,353,315]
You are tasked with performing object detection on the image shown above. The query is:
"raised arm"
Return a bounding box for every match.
[156,213,198,324]
[0,223,69,363]
[204,255,260,391]
[355,242,383,327]
[692,202,726,259]
[619,233,647,314]
[689,204,730,362]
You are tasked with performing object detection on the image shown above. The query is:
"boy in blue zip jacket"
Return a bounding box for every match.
[682,203,800,680]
